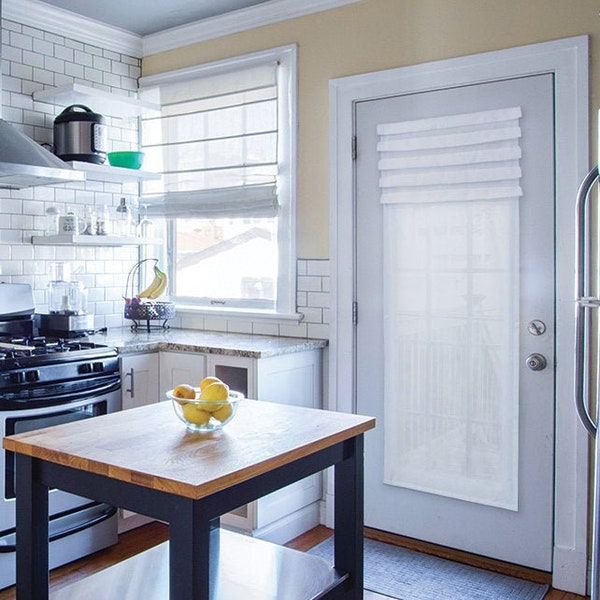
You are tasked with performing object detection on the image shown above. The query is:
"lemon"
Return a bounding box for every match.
[182,403,211,426]
[172,384,196,399]
[199,376,222,391]
[212,402,233,422]
[200,381,229,401]
[197,401,221,413]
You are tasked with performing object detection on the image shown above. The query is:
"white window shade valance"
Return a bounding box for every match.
[144,182,278,219]
[378,107,523,205]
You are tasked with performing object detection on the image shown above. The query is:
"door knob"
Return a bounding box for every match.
[526,353,547,371]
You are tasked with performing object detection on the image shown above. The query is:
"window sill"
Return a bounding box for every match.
[175,304,304,323]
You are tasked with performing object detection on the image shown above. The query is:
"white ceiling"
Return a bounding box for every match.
[37,0,272,36]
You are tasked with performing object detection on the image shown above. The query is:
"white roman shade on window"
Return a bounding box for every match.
[140,61,279,218]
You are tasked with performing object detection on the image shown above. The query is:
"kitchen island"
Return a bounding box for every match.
[3,399,374,599]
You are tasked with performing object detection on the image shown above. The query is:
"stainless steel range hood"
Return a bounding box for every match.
[0,120,85,188]
[0,0,85,189]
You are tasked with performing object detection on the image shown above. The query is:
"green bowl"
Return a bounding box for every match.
[107,151,144,169]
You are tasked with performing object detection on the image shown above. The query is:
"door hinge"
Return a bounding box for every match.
[352,301,358,325]
[352,135,357,160]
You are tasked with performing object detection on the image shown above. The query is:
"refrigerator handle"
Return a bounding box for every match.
[575,165,599,437]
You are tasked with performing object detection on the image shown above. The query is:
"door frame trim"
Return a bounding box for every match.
[328,36,589,594]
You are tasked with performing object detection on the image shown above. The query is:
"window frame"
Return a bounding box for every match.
[139,44,298,321]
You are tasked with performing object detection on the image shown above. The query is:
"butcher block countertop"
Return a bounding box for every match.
[3,400,374,501]
[89,327,327,359]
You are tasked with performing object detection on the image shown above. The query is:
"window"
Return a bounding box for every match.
[139,45,297,316]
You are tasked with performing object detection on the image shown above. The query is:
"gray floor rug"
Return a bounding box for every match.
[308,537,549,600]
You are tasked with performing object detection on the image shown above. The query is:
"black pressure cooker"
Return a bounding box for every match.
[53,104,107,164]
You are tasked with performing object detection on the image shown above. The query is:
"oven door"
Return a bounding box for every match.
[0,379,120,548]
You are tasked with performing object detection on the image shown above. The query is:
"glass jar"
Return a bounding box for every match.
[116,197,132,237]
[45,206,60,236]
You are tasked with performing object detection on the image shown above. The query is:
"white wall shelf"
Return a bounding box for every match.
[31,235,161,246]
[66,161,160,183]
[32,83,159,117]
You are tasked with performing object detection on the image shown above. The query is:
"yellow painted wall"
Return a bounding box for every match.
[143,0,599,258]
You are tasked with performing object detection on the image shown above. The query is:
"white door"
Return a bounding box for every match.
[355,73,555,570]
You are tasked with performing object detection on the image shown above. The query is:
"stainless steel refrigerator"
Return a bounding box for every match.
[575,164,600,600]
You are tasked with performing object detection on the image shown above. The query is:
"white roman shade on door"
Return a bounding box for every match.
[378,107,523,509]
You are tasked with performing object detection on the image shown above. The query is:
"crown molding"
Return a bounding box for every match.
[142,0,363,56]
[3,0,362,59]
[3,0,143,57]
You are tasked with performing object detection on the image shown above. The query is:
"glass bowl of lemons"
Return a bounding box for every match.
[167,377,243,432]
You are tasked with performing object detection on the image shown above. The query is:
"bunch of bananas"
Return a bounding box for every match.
[137,264,168,300]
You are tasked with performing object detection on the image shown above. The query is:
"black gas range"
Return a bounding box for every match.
[0,283,121,590]
[0,283,118,406]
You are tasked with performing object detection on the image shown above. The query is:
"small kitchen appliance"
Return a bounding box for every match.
[0,282,120,590]
[53,104,107,164]
[37,262,94,337]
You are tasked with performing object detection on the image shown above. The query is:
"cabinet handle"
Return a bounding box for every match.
[125,367,135,398]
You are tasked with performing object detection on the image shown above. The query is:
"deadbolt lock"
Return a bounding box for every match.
[527,320,546,336]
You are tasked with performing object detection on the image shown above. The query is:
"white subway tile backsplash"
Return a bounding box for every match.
[307,260,329,277]
[10,62,33,80]
[54,45,74,62]
[44,56,65,74]
[93,55,111,72]
[10,31,33,51]
[32,67,53,85]
[43,32,65,45]
[65,62,84,79]
[22,49,44,69]
[65,39,84,51]
[83,66,103,84]
[32,38,53,56]
[307,323,328,339]
[307,291,329,309]
[298,275,322,292]
[22,26,44,41]
[4,44,22,62]
[74,49,93,67]
[3,75,22,92]
[83,44,102,57]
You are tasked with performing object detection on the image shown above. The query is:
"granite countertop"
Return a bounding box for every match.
[88,328,327,359]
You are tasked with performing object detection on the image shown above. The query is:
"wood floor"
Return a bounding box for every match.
[0,521,589,599]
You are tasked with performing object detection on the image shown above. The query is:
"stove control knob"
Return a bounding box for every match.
[79,363,92,374]
[25,370,40,382]
[92,362,104,373]
[10,371,25,384]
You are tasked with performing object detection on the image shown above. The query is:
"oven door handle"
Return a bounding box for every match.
[0,377,121,410]
[0,503,117,553]
[49,378,121,405]
[48,504,117,544]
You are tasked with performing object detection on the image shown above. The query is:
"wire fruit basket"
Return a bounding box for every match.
[124,259,175,332]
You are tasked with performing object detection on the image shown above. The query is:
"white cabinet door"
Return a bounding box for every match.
[119,352,160,531]
[159,351,207,398]
[207,351,323,543]
[120,353,159,410]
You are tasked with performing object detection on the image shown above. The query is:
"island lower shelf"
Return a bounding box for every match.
[50,528,345,600]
